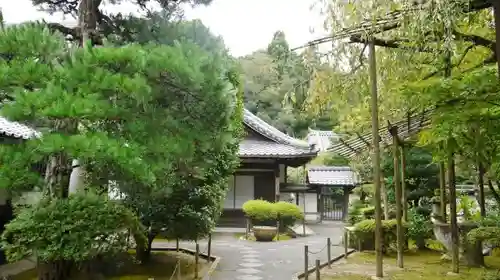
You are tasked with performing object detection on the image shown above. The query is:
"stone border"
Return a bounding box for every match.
[292,249,356,280]
[151,247,221,280]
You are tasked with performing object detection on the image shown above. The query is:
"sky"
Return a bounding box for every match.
[1,0,329,57]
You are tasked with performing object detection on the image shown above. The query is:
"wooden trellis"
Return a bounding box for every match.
[327,110,433,158]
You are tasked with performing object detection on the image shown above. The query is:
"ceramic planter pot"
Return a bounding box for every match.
[253,226,277,242]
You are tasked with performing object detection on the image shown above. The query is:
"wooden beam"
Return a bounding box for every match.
[339,138,360,155]
[356,132,371,147]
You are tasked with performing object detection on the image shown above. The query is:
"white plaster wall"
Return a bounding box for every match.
[68,159,84,194]
[279,164,286,183]
[234,175,254,208]
[279,192,295,203]
[12,191,42,205]
[223,175,235,208]
[297,193,319,222]
[224,175,254,209]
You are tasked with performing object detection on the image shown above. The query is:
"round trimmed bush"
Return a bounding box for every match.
[242,199,277,226]
[275,201,304,230]
[353,219,408,253]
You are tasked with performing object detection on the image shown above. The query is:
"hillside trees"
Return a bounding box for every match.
[240,31,337,138]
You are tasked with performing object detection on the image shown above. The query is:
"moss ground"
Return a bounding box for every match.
[12,251,209,280]
[320,249,500,280]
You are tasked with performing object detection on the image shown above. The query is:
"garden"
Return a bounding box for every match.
[319,144,500,279]
[240,199,304,242]
[0,8,242,280]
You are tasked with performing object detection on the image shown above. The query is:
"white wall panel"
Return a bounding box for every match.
[234,175,254,208]
[223,175,235,209]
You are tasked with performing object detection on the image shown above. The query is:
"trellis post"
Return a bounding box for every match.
[390,126,404,268]
[447,145,459,274]
[368,39,383,278]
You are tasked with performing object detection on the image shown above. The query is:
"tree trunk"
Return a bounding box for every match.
[44,152,72,199]
[136,230,157,264]
[488,179,500,205]
[447,153,459,274]
[381,180,389,220]
[78,0,102,45]
[37,260,72,280]
[463,240,485,267]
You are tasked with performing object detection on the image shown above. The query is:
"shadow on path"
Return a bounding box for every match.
[153,222,346,280]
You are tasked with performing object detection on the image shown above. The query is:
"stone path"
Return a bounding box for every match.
[153,221,346,280]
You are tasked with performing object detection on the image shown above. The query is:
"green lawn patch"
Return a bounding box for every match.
[320,250,500,280]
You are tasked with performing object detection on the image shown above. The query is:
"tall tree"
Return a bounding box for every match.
[35,0,213,44]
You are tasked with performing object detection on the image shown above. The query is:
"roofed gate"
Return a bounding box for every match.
[307,166,359,221]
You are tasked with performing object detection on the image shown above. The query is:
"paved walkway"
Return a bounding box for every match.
[153,221,346,280]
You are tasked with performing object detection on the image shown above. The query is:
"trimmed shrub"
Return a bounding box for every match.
[242,199,277,226]
[361,206,375,219]
[275,201,304,229]
[353,219,407,253]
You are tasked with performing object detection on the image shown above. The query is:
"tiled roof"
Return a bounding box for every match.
[239,139,316,158]
[241,109,317,158]
[307,166,359,186]
[0,117,40,139]
[307,129,340,152]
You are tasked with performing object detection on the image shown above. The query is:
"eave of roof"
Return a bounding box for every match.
[0,117,40,139]
[240,109,317,158]
[307,165,359,186]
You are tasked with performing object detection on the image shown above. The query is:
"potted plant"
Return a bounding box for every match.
[242,200,278,241]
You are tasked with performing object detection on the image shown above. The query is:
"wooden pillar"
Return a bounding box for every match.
[400,145,408,221]
[390,127,403,268]
[447,149,459,274]
[439,162,447,220]
[342,186,350,221]
[275,165,281,202]
[369,39,383,278]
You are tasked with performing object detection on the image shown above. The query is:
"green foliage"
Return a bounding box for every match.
[481,270,500,280]
[1,192,145,263]
[0,22,242,265]
[240,31,336,138]
[382,146,438,204]
[458,194,481,222]
[468,227,500,247]
[407,208,433,242]
[275,201,304,228]
[346,199,369,225]
[243,200,304,229]
[242,200,277,225]
[353,219,407,252]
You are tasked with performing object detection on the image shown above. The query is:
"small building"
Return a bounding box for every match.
[306,129,341,152]
[220,109,318,227]
[306,166,359,222]
[0,117,40,265]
